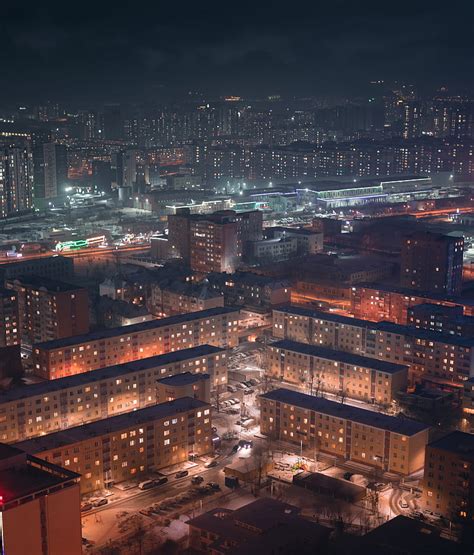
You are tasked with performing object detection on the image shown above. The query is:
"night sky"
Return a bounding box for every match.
[1,0,473,103]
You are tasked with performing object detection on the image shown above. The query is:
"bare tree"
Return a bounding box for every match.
[212,386,222,413]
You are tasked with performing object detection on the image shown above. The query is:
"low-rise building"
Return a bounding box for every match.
[156,372,210,404]
[0,255,74,283]
[267,226,324,254]
[272,306,474,390]
[0,443,81,555]
[0,345,225,443]
[152,281,224,317]
[15,398,212,494]
[421,431,474,520]
[33,306,239,380]
[260,388,430,475]
[248,236,298,261]
[187,498,330,554]
[267,339,408,404]
[207,271,291,309]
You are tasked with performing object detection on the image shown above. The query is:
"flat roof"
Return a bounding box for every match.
[0,456,80,504]
[0,345,223,403]
[7,275,84,293]
[270,339,408,374]
[35,306,239,351]
[15,397,208,454]
[354,282,474,306]
[260,388,429,436]
[157,371,210,386]
[427,431,474,458]
[274,305,474,347]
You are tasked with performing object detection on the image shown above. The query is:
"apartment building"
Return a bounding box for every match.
[0,288,19,347]
[156,372,210,404]
[267,340,408,405]
[260,388,430,475]
[152,281,223,317]
[408,303,474,337]
[0,444,81,555]
[272,306,474,389]
[421,431,474,520]
[350,283,474,325]
[15,398,212,494]
[33,307,239,380]
[400,232,463,296]
[6,276,89,344]
[0,345,225,443]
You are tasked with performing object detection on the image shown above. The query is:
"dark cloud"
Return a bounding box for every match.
[1,0,473,103]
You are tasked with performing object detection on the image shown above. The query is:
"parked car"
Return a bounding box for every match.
[400,498,409,509]
[80,503,93,512]
[175,470,189,479]
[227,385,237,393]
[244,389,254,395]
[139,480,157,490]
[248,378,259,386]
[191,475,204,485]
[207,482,221,490]
[205,460,218,468]
[93,498,108,507]
[154,476,168,486]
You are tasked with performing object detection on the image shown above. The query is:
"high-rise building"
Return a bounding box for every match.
[400,232,464,295]
[103,104,123,140]
[0,289,19,347]
[42,143,67,201]
[0,443,81,555]
[6,276,89,345]
[168,209,262,273]
[0,146,34,218]
[421,431,474,520]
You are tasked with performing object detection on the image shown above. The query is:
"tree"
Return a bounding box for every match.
[212,386,222,413]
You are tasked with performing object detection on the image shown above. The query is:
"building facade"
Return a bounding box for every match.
[0,289,19,347]
[421,431,474,520]
[16,398,212,494]
[6,276,89,344]
[260,389,429,475]
[33,307,239,380]
[400,232,464,296]
[0,345,225,443]
[350,283,474,325]
[0,444,81,555]
[267,339,408,405]
[272,306,474,390]
[156,372,210,404]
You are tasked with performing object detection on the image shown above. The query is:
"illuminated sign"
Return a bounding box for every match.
[55,235,105,252]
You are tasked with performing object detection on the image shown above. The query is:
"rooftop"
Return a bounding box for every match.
[7,275,84,293]
[0,446,79,505]
[15,397,208,454]
[355,282,474,306]
[187,498,329,552]
[157,371,210,386]
[35,306,239,350]
[260,388,430,436]
[270,339,408,374]
[274,305,474,347]
[0,345,223,403]
[427,431,474,458]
